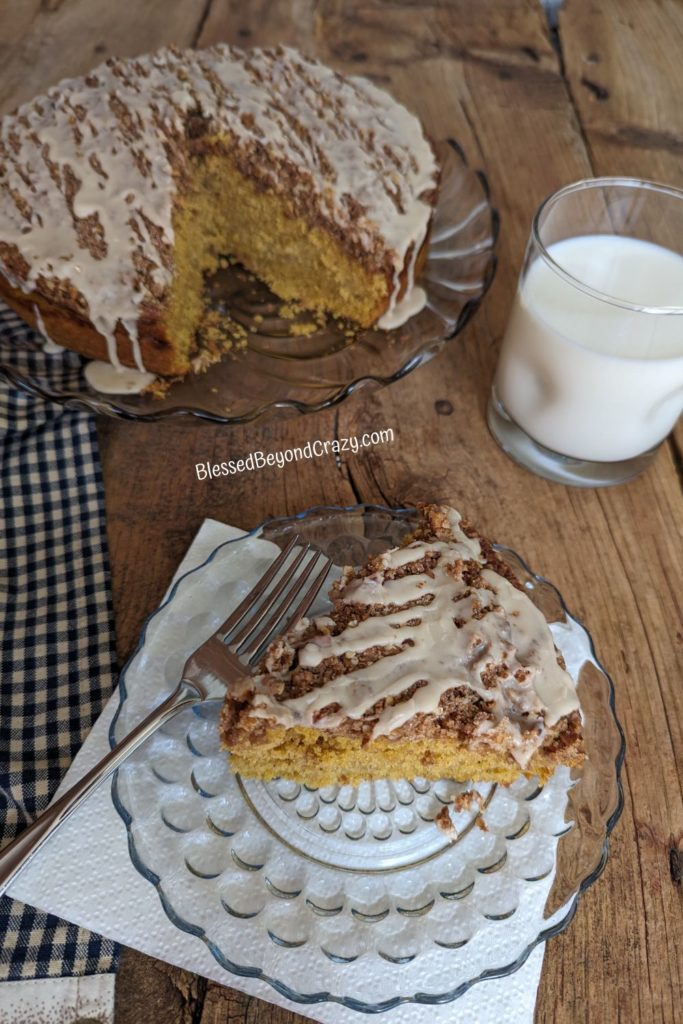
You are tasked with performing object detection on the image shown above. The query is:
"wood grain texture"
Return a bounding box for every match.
[0,0,680,1021]
[0,0,211,113]
[559,0,683,186]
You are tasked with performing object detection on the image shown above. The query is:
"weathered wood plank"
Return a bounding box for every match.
[99,410,354,670]
[0,0,211,114]
[199,985,310,1023]
[0,1,42,74]
[114,948,203,1024]
[198,0,320,51]
[559,0,683,187]
[550,10,683,1018]
[0,1,680,1021]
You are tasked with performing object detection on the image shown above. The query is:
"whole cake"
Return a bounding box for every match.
[220,505,585,787]
[0,45,439,377]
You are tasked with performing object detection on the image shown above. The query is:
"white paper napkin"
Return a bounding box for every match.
[4,519,550,1024]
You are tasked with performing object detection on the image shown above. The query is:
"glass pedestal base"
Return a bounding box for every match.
[487,387,659,487]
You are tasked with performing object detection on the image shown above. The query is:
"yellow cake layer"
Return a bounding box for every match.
[167,145,390,357]
[226,724,573,788]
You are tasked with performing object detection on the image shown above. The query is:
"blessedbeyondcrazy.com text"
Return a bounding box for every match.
[195,428,395,480]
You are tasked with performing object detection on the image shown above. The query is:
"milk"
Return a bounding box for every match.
[495,235,683,462]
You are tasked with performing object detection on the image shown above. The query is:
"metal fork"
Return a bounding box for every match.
[0,536,332,897]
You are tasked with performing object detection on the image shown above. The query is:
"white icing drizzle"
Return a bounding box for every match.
[377,284,427,329]
[32,303,64,352]
[42,338,65,354]
[0,45,438,367]
[248,507,580,768]
[84,360,155,394]
[377,211,430,328]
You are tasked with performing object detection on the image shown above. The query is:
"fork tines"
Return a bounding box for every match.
[218,536,332,666]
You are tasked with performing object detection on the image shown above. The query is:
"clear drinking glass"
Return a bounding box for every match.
[487,178,683,486]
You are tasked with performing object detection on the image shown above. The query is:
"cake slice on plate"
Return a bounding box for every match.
[220,505,584,787]
[0,45,438,378]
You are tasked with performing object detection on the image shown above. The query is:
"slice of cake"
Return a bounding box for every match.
[0,45,439,378]
[220,505,584,787]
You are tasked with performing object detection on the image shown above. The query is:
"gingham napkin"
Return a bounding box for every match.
[0,304,119,981]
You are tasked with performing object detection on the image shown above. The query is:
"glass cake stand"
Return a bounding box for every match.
[0,140,497,424]
[111,505,624,1011]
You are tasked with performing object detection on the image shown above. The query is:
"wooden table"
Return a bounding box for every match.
[2,2,682,1021]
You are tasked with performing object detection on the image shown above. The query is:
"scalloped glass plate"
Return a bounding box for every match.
[0,141,497,424]
[111,505,624,1011]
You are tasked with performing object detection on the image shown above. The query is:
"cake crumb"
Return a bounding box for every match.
[198,309,248,364]
[278,301,303,320]
[451,789,489,831]
[288,320,318,336]
[144,375,177,399]
[452,789,485,813]
[435,805,458,840]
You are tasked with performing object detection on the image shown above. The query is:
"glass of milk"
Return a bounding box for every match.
[488,178,683,486]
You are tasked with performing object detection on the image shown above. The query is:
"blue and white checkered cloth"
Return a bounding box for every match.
[0,304,119,980]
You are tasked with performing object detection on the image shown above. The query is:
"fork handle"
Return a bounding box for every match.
[0,682,199,899]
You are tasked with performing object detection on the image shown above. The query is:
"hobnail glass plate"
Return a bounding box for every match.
[111,505,624,1011]
[0,141,497,424]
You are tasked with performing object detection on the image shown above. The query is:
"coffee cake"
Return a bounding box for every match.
[220,505,584,787]
[0,45,439,377]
